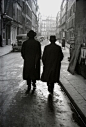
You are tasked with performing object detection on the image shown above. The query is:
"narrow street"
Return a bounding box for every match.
[0,0,86,126]
[0,41,85,127]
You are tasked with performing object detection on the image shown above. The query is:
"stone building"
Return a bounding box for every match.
[58,0,76,43]
[23,0,32,34]
[56,11,60,40]
[59,0,67,40]
[41,18,47,37]
[31,0,38,32]
[57,0,86,78]
[37,12,42,36]
[0,0,38,47]
[68,0,86,79]
[66,0,76,44]
[40,16,56,39]
[46,16,56,39]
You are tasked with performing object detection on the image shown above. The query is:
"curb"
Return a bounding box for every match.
[59,80,86,126]
[0,50,12,57]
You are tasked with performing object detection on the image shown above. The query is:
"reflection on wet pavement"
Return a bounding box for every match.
[1,80,83,127]
[0,51,84,127]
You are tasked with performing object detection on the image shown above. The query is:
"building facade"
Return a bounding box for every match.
[0,0,38,47]
[67,0,86,78]
[57,0,86,78]
[31,0,38,32]
[46,16,56,39]
[56,11,60,40]
[59,0,67,41]
[57,0,76,43]
[24,0,32,34]
[41,18,47,37]
[37,12,42,36]
[40,16,56,39]
[73,0,86,78]
[66,0,76,44]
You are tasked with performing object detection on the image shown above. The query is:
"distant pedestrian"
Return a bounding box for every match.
[41,35,64,94]
[62,38,65,49]
[21,30,41,92]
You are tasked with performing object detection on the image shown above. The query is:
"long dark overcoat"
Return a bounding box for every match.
[21,38,41,80]
[41,43,63,83]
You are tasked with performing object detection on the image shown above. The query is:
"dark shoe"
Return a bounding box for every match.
[48,85,51,92]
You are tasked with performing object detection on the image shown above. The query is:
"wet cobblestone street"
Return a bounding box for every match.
[0,44,85,127]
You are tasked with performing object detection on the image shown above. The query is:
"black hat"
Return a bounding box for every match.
[27,30,36,38]
[50,35,56,41]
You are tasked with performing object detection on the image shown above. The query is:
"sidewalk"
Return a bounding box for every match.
[0,44,86,125]
[0,45,12,57]
[60,47,86,125]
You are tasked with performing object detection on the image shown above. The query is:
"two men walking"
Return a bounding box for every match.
[21,30,63,94]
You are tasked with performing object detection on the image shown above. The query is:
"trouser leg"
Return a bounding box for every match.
[27,79,31,86]
[27,79,31,90]
[48,82,54,94]
[32,80,36,88]
[51,83,54,90]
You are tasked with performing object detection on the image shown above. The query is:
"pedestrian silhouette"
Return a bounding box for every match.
[62,38,65,49]
[41,35,64,94]
[21,30,41,92]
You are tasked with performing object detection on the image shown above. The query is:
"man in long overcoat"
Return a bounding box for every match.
[41,35,63,94]
[21,30,41,91]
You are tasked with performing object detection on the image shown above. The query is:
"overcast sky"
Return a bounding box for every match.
[38,0,62,17]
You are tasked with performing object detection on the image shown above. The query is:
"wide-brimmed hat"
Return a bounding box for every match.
[50,35,56,41]
[27,30,36,38]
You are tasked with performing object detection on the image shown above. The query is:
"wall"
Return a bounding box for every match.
[68,0,86,76]
[60,0,67,40]
[66,0,76,44]
[31,0,38,32]
[75,0,86,45]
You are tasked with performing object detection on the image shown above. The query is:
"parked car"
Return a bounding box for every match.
[12,34,28,51]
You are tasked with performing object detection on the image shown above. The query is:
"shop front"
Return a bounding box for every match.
[68,0,86,79]
[1,14,13,46]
